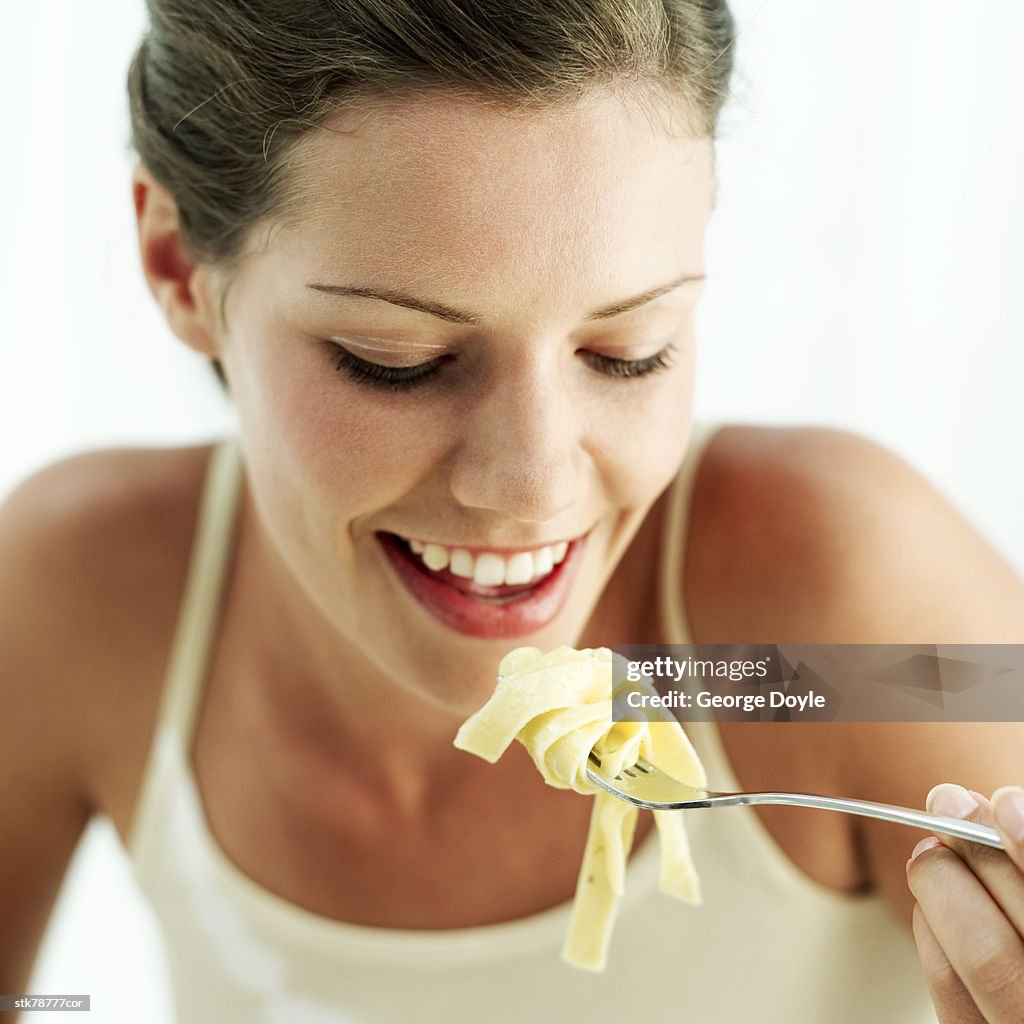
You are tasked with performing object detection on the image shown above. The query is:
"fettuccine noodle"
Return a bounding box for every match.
[454,645,705,971]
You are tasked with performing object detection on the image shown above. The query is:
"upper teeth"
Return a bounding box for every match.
[406,538,569,586]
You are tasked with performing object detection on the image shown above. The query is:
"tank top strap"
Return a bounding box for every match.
[657,421,723,645]
[158,438,243,746]
[656,422,757,792]
[127,438,242,858]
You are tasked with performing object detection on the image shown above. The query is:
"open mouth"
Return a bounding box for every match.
[378,532,584,637]
[385,534,570,601]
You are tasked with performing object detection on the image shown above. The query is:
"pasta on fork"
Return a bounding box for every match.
[455,646,706,970]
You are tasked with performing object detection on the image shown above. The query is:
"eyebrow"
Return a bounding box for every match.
[306,272,705,325]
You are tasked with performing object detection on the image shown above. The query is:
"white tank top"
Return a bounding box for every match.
[126,424,938,1023]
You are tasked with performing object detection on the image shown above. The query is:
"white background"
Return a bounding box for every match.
[2,1,1022,1020]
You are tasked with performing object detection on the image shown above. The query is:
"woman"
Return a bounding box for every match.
[2,1,1023,1020]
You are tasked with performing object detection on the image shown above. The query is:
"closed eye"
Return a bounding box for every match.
[328,340,678,391]
[330,345,446,391]
[583,343,677,379]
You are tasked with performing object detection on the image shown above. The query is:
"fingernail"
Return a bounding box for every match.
[908,836,942,862]
[927,783,978,819]
[993,786,1024,843]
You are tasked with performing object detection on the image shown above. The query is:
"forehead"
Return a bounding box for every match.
[261,88,713,312]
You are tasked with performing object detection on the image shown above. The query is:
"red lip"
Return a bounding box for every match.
[379,533,584,639]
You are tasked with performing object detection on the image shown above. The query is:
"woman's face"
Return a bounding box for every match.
[212,87,714,714]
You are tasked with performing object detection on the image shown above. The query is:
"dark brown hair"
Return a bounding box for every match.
[128,1,734,386]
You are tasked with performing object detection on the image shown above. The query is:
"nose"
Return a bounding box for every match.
[447,359,585,522]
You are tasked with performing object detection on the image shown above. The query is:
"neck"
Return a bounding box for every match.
[227,487,476,801]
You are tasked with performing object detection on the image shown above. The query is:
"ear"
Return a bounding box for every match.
[132,163,222,356]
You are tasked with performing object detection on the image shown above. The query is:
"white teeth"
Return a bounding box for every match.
[421,544,450,572]
[533,546,554,576]
[449,549,475,578]
[404,537,574,586]
[504,551,535,585]
[473,552,507,586]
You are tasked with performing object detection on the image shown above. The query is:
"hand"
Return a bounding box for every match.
[907,783,1024,1023]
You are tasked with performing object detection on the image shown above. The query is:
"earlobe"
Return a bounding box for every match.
[132,163,221,356]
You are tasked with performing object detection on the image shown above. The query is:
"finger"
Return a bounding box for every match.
[912,901,987,1024]
[992,786,1024,873]
[908,836,1024,1022]
[927,784,1024,937]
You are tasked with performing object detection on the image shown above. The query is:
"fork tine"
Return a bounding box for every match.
[588,752,654,780]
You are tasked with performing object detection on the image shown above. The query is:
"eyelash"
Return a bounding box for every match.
[330,343,677,392]
[585,346,676,379]
[331,347,446,391]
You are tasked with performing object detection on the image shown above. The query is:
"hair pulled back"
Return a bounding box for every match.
[129,0,734,270]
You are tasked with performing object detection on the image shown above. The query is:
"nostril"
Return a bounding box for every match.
[448,454,581,521]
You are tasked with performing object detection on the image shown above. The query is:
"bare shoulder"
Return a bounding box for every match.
[687,423,1024,643]
[0,443,215,985]
[0,444,215,813]
[685,423,1024,923]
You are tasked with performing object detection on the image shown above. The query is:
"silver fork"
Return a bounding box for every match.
[586,756,1004,849]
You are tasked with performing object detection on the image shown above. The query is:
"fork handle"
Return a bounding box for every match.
[720,792,1004,849]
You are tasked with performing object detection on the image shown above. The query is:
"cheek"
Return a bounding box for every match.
[592,353,695,506]
[231,338,450,546]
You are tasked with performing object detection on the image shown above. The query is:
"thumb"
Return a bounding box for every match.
[992,786,1024,871]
